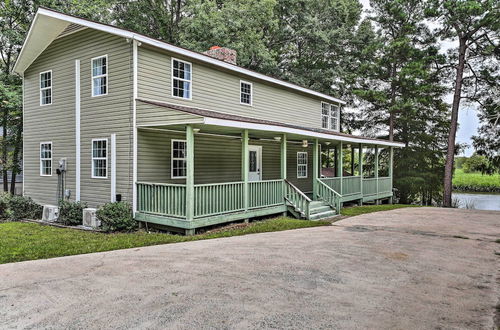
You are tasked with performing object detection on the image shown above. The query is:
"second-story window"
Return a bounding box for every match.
[172,58,191,99]
[240,81,252,105]
[40,71,52,106]
[92,55,107,97]
[321,102,340,131]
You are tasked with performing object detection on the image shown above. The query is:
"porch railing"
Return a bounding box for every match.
[194,181,245,218]
[316,179,341,213]
[342,176,362,196]
[320,177,341,193]
[378,177,392,193]
[284,179,311,218]
[249,179,284,209]
[362,178,378,196]
[137,182,186,217]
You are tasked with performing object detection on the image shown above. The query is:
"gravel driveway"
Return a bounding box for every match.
[1,207,499,329]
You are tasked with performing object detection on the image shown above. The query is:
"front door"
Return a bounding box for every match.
[248,145,262,181]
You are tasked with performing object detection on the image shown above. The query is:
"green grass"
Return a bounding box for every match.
[340,204,420,217]
[0,217,329,264]
[453,169,500,193]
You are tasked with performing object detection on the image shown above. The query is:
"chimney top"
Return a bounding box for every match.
[203,46,237,65]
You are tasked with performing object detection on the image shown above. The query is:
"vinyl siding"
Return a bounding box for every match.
[137,46,337,130]
[23,28,132,207]
[137,129,313,192]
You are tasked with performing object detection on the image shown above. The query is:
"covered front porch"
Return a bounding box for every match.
[133,100,401,234]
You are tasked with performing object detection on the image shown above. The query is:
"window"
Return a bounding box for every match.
[321,102,340,131]
[92,139,107,178]
[40,71,52,105]
[171,139,187,178]
[172,58,192,99]
[40,142,52,176]
[297,152,308,178]
[240,81,252,105]
[92,55,107,96]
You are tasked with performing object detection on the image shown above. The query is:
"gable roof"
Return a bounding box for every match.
[137,99,405,147]
[14,7,346,105]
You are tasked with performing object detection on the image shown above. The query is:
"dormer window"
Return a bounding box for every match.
[321,102,340,131]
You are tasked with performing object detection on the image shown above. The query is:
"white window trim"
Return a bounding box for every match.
[40,141,52,176]
[171,57,192,100]
[39,70,52,106]
[239,80,253,106]
[321,101,340,131]
[297,151,308,179]
[91,138,108,179]
[171,139,187,179]
[91,54,108,97]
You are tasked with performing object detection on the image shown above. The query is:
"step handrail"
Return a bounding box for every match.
[284,179,312,202]
[284,179,311,218]
[316,179,342,214]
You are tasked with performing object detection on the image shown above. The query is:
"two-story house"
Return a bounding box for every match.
[14,8,404,234]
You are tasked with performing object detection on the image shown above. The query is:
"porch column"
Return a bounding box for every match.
[186,125,195,221]
[359,143,363,205]
[351,145,355,176]
[242,130,249,212]
[374,145,379,203]
[338,142,343,195]
[280,134,287,179]
[313,139,319,199]
[389,146,394,204]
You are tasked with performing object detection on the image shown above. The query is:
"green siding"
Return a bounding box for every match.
[137,46,336,129]
[24,29,132,207]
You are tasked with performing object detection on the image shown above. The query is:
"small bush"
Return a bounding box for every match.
[0,193,11,220]
[96,202,136,232]
[8,195,43,220]
[58,200,87,226]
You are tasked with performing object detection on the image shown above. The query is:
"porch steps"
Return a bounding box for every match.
[307,201,338,220]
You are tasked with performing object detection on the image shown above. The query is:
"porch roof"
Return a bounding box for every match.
[137,99,405,148]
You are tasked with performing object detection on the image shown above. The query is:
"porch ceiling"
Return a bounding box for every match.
[137,99,405,147]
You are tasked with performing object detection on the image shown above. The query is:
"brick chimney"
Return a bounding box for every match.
[203,46,237,65]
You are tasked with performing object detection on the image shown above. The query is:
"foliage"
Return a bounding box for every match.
[0,192,10,220]
[340,204,420,217]
[453,169,500,193]
[7,195,43,220]
[0,217,330,264]
[462,154,495,174]
[58,200,87,226]
[96,202,136,232]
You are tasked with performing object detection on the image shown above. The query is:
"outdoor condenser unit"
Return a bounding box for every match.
[42,205,59,222]
[82,208,100,228]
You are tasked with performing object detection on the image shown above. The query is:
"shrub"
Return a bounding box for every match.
[0,193,11,220]
[8,195,43,220]
[58,200,87,226]
[96,202,136,232]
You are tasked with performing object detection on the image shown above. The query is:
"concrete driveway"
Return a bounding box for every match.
[1,207,499,329]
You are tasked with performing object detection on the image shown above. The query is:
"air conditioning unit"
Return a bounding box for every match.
[82,208,100,228]
[42,205,59,222]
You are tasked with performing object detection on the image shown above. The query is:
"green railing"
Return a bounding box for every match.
[378,177,392,193]
[194,181,245,218]
[316,179,341,213]
[342,176,362,196]
[321,177,341,193]
[137,182,186,217]
[362,178,378,196]
[284,180,311,218]
[249,179,284,209]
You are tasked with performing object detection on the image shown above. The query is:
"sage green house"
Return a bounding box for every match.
[15,8,404,234]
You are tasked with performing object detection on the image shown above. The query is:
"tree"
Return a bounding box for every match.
[353,0,450,204]
[426,0,500,207]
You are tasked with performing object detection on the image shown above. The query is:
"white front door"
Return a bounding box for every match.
[248,145,262,181]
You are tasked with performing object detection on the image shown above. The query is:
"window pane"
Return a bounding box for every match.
[249,151,257,171]
[322,103,329,115]
[322,116,328,129]
[92,57,106,76]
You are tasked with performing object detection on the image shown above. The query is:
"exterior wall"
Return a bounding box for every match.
[137,46,338,130]
[137,129,313,192]
[23,29,132,207]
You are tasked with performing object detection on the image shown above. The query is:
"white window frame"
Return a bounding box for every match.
[297,152,308,178]
[321,101,340,131]
[171,139,187,179]
[171,58,192,100]
[91,55,108,97]
[240,80,253,106]
[91,138,108,179]
[40,142,53,176]
[39,70,52,106]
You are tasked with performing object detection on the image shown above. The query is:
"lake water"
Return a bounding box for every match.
[452,192,500,211]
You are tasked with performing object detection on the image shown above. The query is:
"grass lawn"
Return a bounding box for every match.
[453,169,500,192]
[340,204,420,217]
[0,217,329,264]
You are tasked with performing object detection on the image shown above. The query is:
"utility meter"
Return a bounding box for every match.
[59,158,67,172]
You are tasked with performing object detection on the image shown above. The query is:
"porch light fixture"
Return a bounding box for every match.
[302,140,308,148]
[324,141,331,146]
[274,136,281,141]
[193,128,200,133]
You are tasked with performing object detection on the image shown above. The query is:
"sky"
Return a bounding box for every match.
[358,0,479,157]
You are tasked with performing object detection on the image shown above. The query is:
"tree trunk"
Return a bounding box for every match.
[443,38,467,207]
[1,113,8,192]
[10,127,22,195]
[389,63,397,141]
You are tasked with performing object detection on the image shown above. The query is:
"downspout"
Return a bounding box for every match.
[132,37,139,215]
